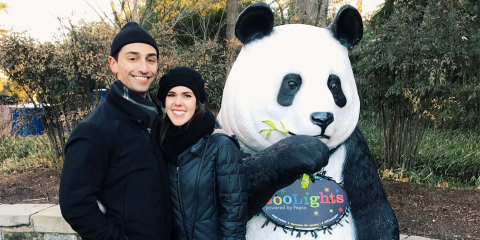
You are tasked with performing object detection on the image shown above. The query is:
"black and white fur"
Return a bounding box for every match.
[218,3,399,240]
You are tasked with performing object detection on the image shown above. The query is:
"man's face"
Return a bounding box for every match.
[108,43,158,98]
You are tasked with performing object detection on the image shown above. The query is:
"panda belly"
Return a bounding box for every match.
[246,145,356,240]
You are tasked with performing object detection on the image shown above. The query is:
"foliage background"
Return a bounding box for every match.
[0,0,479,187]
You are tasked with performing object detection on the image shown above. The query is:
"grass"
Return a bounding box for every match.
[0,134,59,177]
[358,117,480,189]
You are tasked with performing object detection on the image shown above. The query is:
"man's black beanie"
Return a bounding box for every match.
[157,66,207,106]
[110,22,159,57]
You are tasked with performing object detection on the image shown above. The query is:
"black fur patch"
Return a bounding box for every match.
[342,127,399,239]
[328,5,363,47]
[328,74,347,107]
[277,73,302,106]
[235,3,274,44]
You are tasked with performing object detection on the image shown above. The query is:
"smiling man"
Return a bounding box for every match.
[59,22,173,240]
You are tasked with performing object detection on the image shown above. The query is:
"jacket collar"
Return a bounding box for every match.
[106,80,161,124]
[188,135,209,156]
[186,132,240,157]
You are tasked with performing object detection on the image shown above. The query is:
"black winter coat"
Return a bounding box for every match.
[59,85,173,240]
[169,132,248,240]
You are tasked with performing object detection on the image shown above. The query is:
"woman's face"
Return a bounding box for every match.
[165,86,197,126]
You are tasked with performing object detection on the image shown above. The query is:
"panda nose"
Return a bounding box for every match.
[310,112,334,131]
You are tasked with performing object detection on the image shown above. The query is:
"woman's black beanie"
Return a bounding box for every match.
[110,22,159,57]
[157,66,207,106]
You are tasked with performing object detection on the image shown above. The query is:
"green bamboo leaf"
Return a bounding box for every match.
[262,120,277,128]
[280,121,288,133]
[259,129,269,133]
[266,130,272,139]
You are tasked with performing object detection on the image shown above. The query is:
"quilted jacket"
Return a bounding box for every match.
[168,132,248,240]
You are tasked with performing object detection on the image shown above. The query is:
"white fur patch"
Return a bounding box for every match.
[323,145,347,183]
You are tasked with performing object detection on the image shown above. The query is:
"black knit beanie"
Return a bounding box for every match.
[157,66,207,106]
[110,22,159,57]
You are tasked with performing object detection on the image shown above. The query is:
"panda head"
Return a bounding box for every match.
[218,3,363,153]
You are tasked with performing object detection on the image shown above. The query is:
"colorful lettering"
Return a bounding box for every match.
[319,192,330,203]
[283,196,292,204]
[292,194,303,204]
[273,196,282,205]
[336,194,344,203]
[310,196,320,208]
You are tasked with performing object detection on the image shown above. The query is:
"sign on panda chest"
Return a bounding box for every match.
[261,175,349,231]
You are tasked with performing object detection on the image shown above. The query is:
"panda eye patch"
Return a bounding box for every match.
[327,74,347,107]
[277,73,302,106]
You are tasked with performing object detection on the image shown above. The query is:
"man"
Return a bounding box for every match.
[59,22,172,240]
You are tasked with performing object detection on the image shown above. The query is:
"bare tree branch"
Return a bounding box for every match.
[133,0,138,22]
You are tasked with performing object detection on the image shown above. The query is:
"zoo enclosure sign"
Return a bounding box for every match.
[262,176,349,230]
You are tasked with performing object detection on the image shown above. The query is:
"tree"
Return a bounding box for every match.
[0,34,66,159]
[356,0,363,15]
[225,0,240,75]
[0,2,9,36]
[226,0,238,40]
[0,21,116,162]
[352,0,480,170]
[86,0,157,29]
[290,0,329,26]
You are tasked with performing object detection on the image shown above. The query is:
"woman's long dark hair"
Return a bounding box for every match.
[159,100,205,148]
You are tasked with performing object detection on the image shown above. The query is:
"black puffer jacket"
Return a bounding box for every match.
[169,132,248,240]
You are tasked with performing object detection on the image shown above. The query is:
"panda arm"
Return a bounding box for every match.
[343,127,400,240]
[243,135,329,219]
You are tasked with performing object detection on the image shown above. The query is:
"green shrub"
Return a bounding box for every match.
[358,116,480,187]
[358,117,383,167]
[416,129,480,186]
[0,135,59,176]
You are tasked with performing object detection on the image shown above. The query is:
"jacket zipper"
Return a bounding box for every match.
[122,181,128,238]
[176,163,190,240]
[189,135,211,238]
[147,117,171,239]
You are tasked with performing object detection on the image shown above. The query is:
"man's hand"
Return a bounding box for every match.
[243,135,329,218]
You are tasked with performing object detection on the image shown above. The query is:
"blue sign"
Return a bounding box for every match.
[262,175,349,230]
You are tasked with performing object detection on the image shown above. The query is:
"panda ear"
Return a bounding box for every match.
[328,5,363,47]
[235,3,274,45]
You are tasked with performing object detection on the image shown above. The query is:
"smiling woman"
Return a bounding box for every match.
[156,66,248,240]
[165,86,197,126]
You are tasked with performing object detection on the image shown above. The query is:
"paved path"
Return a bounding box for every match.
[401,234,436,240]
[0,204,437,239]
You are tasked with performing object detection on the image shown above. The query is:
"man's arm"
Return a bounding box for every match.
[59,123,124,240]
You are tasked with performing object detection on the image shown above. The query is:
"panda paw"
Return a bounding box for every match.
[243,135,329,218]
[274,135,329,175]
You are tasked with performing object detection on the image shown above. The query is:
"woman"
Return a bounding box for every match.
[157,66,248,240]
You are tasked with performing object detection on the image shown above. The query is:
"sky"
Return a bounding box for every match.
[0,0,386,43]
[0,0,115,42]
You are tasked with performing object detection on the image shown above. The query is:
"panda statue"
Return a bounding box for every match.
[217,3,399,240]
